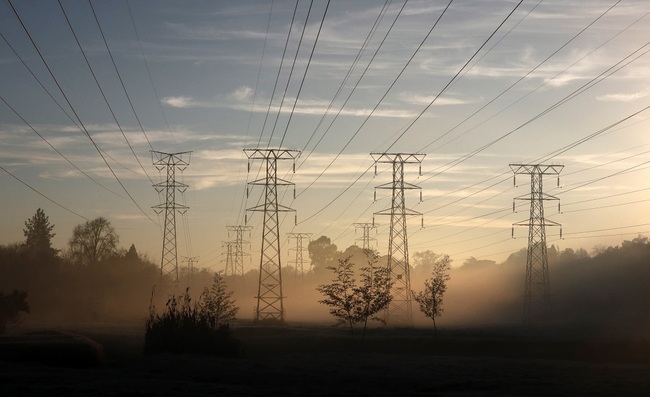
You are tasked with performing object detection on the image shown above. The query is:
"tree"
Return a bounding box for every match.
[0,289,29,334]
[412,254,451,336]
[317,252,393,337]
[125,244,138,262]
[308,235,340,274]
[23,208,56,256]
[200,272,239,328]
[68,217,119,265]
[412,250,440,279]
[317,257,358,335]
[356,249,392,336]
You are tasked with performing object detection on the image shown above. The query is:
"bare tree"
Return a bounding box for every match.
[68,217,118,265]
[412,254,451,336]
[317,252,392,337]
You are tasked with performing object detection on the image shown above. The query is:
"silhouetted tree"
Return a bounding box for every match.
[413,254,451,336]
[0,289,29,333]
[308,235,340,275]
[412,250,440,279]
[356,249,392,336]
[68,217,118,265]
[200,273,239,328]
[23,208,56,257]
[125,244,138,262]
[461,256,496,270]
[317,253,392,337]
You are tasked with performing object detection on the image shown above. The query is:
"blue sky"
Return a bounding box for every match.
[1,0,650,270]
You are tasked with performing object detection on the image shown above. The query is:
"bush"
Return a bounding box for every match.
[144,274,241,356]
[0,290,29,334]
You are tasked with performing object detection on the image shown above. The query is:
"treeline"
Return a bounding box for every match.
[0,209,217,326]
[441,237,650,331]
[2,209,649,332]
[299,235,650,332]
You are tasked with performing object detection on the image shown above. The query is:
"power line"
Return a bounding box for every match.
[267,0,315,147]
[383,0,524,152]
[88,0,155,151]
[279,0,330,148]
[0,94,123,198]
[125,0,176,145]
[256,0,300,147]
[7,0,157,224]
[58,0,153,184]
[296,0,406,170]
[0,164,89,220]
[298,0,454,196]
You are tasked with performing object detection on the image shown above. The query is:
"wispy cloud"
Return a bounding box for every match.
[596,91,647,102]
[162,89,420,118]
[398,92,475,106]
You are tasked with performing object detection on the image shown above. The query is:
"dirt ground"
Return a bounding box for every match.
[1,323,649,396]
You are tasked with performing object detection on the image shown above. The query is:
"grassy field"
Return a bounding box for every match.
[1,323,649,396]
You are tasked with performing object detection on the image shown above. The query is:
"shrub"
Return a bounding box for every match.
[144,274,240,356]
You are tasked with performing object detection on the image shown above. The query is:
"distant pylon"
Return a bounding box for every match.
[510,163,563,325]
[222,241,235,276]
[227,225,253,276]
[152,151,191,286]
[287,233,312,278]
[182,256,198,284]
[354,222,378,250]
[372,152,425,325]
[245,148,300,322]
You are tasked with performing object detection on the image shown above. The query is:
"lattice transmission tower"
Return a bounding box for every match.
[354,222,378,250]
[182,255,198,284]
[227,225,253,277]
[245,148,300,322]
[372,152,425,325]
[222,241,235,276]
[152,151,191,286]
[287,233,311,278]
[510,163,563,325]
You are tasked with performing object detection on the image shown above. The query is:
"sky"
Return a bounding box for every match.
[1,0,650,272]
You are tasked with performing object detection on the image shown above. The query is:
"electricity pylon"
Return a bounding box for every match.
[287,232,312,278]
[182,256,198,284]
[354,222,378,250]
[372,152,425,325]
[245,148,300,322]
[227,225,253,276]
[510,163,563,325]
[152,151,191,286]
[222,241,235,276]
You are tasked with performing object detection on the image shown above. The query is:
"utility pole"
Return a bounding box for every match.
[245,148,300,322]
[181,256,198,284]
[287,232,312,278]
[372,152,425,325]
[510,163,563,325]
[152,151,191,286]
[227,225,253,277]
[354,222,378,250]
